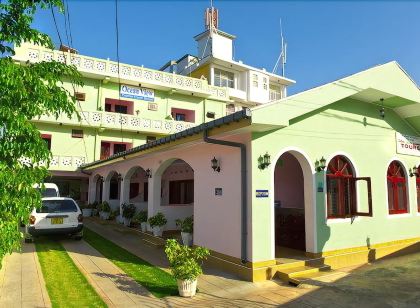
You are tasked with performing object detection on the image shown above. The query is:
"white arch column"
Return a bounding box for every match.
[149,172,161,217]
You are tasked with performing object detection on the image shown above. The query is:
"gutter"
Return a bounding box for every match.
[203,124,248,264]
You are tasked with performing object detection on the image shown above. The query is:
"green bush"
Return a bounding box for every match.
[122,203,136,219]
[165,239,209,281]
[148,212,167,227]
[176,216,193,233]
[100,201,110,212]
[134,210,148,223]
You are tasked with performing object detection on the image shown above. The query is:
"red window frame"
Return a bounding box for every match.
[100,141,132,160]
[416,166,420,212]
[41,134,52,150]
[326,155,372,218]
[387,161,408,214]
[104,98,133,115]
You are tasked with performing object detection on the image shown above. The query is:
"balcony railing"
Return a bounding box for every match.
[13,44,229,102]
[269,90,283,102]
[33,111,196,135]
[19,155,86,171]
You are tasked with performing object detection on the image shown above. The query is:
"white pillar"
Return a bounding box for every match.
[148,173,161,218]
[119,178,126,216]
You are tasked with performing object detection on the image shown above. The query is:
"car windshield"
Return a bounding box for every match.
[39,188,58,198]
[37,200,78,213]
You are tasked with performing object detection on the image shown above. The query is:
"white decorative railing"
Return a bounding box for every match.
[19,155,86,171]
[34,111,196,134]
[15,44,229,101]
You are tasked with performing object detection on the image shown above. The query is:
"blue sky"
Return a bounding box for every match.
[33,0,420,94]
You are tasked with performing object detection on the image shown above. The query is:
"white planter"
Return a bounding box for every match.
[92,209,98,216]
[152,226,163,237]
[181,232,193,247]
[82,208,92,217]
[140,222,147,232]
[123,217,131,226]
[100,211,110,220]
[116,215,124,224]
[177,279,197,297]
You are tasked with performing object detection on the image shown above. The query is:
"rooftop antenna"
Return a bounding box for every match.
[272,18,287,77]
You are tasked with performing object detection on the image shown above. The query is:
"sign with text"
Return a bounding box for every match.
[256,190,269,198]
[396,132,420,157]
[120,85,154,102]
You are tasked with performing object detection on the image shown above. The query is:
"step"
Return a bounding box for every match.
[288,270,338,286]
[274,264,331,283]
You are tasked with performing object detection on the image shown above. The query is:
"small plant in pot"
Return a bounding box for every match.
[134,210,148,232]
[165,239,209,298]
[176,216,193,246]
[122,203,136,226]
[99,201,110,220]
[148,212,167,237]
[91,201,99,216]
[81,203,93,217]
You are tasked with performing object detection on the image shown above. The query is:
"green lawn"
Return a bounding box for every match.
[35,239,106,308]
[84,228,178,298]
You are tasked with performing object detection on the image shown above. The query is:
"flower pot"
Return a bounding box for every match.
[177,279,197,297]
[140,222,147,232]
[82,208,92,217]
[181,232,193,247]
[101,211,110,220]
[116,215,124,224]
[152,226,163,237]
[92,209,98,216]
[123,217,131,227]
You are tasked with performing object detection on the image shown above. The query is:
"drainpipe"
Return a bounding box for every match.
[203,129,248,264]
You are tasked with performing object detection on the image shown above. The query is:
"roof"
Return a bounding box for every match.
[194,29,236,41]
[81,109,252,170]
[251,61,420,133]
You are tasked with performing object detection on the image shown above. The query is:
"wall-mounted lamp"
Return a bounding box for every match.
[145,168,152,179]
[211,156,220,172]
[99,175,104,182]
[135,110,140,116]
[117,173,123,182]
[258,152,271,170]
[315,157,327,172]
[379,98,385,119]
[409,165,419,177]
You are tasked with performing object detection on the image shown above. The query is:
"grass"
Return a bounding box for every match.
[83,228,178,298]
[35,239,106,308]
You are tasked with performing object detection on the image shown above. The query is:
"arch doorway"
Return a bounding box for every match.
[274,152,306,256]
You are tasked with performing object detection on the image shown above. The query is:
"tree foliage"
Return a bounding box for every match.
[0,0,81,262]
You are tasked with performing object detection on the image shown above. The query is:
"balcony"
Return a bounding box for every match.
[228,88,247,102]
[13,44,229,102]
[32,111,197,135]
[19,155,86,172]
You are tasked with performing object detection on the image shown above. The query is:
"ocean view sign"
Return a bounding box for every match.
[396,133,420,157]
[120,85,154,101]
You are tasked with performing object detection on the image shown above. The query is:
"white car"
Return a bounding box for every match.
[25,197,83,242]
[33,183,60,198]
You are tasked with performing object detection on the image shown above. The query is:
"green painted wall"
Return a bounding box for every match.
[251,98,420,261]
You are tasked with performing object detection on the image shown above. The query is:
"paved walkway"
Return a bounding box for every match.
[0,243,51,308]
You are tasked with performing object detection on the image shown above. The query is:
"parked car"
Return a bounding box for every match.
[25,197,83,242]
[33,183,60,198]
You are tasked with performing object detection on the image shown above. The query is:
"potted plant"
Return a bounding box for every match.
[122,203,136,226]
[91,201,99,216]
[134,210,148,232]
[99,201,110,220]
[81,203,93,217]
[176,216,193,246]
[165,239,209,298]
[148,212,167,237]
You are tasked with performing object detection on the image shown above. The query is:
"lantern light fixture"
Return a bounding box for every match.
[211,156,220,172]
[379,98,385,119]
[116,173,123,182]
[258,152,271,170]
[409,165,419,178]
[145,168,152,179]
[315,156,327,172]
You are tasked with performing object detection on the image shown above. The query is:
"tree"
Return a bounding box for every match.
[0,0,81,262]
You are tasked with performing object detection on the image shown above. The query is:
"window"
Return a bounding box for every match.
[169,180,194,205]
[175,113,186,121]
[74,92,86,101]
[206,111,215,119]
[326,155,372,218]
[104,98,133,115]
[146,136,156,144]
[41,134,51,150]
[263,77,268,90]
[171,108,195,123]
[71,129,83,138]
[214,69,234,88]
[100,142,111,160]
[387,161,408,214]
[252,74,258,88]
[129,183,139,199]
[113,143,127,155]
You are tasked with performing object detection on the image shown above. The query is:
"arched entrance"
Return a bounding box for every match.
[123,166,148,212]
[94,175,103,203]
[274,151,309,257]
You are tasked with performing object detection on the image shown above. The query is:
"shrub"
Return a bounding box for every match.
[122,203,136,219]
[100,201,110,212]
[176,216,193,233]
[148,212,167,227]
[165,239,209,281]
[134,210,148,223]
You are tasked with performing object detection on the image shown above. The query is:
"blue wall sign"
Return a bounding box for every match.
[256,190,269,198]
[120,85,155,101]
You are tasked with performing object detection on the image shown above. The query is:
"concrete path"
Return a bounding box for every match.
[0,243,51,308]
